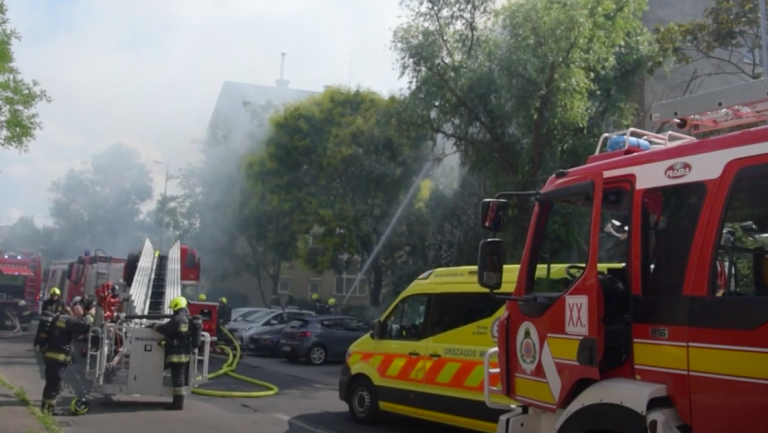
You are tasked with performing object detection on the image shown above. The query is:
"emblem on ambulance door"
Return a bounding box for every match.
[516,322,540,374]
[491,317,500,343]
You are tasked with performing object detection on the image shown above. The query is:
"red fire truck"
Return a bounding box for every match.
[477,79,768,433]
[0,250,42,331]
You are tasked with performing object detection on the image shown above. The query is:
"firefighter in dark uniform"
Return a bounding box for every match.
[216,297,231,342]
[151,296,191,410]
[41,299,94,415]
[41,287,67,314]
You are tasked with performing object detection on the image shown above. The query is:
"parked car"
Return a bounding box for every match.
[280,315,368,365]
[247,327,285,356]
[230,308,267,322]
[239,308,314,344]
[225,309,275,343]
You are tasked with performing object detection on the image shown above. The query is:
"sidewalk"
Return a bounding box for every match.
[0,384,47,433]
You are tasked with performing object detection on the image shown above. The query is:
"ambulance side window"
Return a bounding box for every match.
[640,183,707,296]
[710,173,768,297]
[382,294,429,341]
[427,293,504,337]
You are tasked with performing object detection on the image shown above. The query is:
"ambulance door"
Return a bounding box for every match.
[506,172,604,409]
[373,291,432,416]
[422,291,508,430]
[688,157,768,432]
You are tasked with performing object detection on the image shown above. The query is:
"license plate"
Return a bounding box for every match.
[281,346,291,352]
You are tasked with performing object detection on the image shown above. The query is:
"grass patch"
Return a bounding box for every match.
[0,374,62,433]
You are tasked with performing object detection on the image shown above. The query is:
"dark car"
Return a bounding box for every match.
[247,326,284,356]
[280,315,368,365]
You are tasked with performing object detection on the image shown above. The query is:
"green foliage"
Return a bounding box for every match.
[394,0,661,260]
[260,86,431,306]
[0,0,50,153]
[654,0,765,79]
[237,152,303,305]
[47,143,155,256]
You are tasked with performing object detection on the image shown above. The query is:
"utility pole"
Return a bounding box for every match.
[153,160,170,252]
[760,0,768,74]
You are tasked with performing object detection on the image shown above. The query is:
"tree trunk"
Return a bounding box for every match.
[370,256,383,307]
[255,273,269,307]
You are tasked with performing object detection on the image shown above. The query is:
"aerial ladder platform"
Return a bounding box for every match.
[85,239,210,398]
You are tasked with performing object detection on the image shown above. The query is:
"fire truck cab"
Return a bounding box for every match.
[477,79,768,433]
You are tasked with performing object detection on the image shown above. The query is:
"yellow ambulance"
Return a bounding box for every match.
[338,265,520,433]
[338,263,623,432]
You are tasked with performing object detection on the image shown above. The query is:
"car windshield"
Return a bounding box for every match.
[232,309,261,322]
[244,310,272,323]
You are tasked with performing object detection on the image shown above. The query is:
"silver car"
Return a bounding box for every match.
[230,308,314,345]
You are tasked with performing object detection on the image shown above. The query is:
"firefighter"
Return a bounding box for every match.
[197,294,207,301]
[327,297,338,314]
[286,294,298,307]
[217,297,231,341]
[40,300,94,415]
[150,296,191,410]
[311,293,326,314]
[41,288,67,315]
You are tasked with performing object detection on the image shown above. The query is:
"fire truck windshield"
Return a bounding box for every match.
[527,186,631,295]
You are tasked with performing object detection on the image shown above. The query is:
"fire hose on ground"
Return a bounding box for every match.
[191,327,279,398]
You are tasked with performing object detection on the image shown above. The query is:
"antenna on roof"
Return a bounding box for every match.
[276,53,290,89]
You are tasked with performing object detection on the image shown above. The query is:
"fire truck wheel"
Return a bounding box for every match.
[347,377,379,424]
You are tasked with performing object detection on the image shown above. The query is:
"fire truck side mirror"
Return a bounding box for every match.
[478,239,505,291]
[370,319,382,340]
[480,199,510,233]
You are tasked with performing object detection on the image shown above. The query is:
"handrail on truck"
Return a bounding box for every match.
[483,347,515,410]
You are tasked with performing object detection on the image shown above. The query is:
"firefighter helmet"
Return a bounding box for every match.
[169,296,188,311]
[219,297,227,305]
[70,397,90,415]
[311,293,319,301]
[49,287,61,296]
[198,294,207,301]
[328,298,336,306]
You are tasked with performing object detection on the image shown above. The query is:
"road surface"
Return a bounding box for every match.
[0,331,475,433]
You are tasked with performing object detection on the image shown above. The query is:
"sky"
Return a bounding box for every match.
[0,0,406,225]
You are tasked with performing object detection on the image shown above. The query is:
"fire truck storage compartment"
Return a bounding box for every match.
[0,275,25,300]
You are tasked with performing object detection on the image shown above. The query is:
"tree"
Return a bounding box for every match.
[235,153,303,306]
[262,87,431,306]
[48,143,154,256]
[392,0,662,259]
[0,0,50,153]
[654,0,766,82]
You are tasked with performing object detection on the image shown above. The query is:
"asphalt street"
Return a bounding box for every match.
[0,330,475,433]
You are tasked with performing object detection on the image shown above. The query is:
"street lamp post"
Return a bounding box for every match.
[153,160,170,252]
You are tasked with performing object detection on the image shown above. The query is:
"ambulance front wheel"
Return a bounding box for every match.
[347,377,379,425]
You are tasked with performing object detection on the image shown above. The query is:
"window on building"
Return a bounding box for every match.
[711,173,768,297]
[308,279,321,297]
[334,274,368,297]
[641,182,707,296]
[427,293,505,337]
[278,278,291,294]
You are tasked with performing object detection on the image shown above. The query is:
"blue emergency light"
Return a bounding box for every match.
[84,249,91,256]
[607,135,650,152]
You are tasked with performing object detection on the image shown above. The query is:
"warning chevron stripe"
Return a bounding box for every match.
[349,352,500,392]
